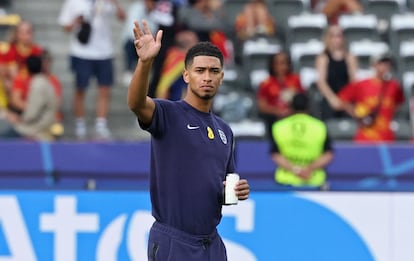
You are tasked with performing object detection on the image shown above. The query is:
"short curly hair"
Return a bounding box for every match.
[184,41,224,69]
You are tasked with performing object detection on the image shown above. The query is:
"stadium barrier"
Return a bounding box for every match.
[0,140,413,191]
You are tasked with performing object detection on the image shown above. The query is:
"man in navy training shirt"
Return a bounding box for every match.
[127,20,250,261]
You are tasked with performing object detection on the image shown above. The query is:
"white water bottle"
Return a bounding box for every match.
[224,173,239,205]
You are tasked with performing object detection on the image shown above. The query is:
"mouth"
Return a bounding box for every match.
[200,85,214,90]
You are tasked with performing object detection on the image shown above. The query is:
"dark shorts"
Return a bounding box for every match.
[70,56,114,89]
[148,221,227,261]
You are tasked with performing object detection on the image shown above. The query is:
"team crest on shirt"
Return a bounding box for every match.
[218,129,227,144]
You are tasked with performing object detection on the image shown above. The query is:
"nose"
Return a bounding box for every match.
[202,71,212,82]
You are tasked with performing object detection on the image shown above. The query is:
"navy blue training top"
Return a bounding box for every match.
[141,99,235,235]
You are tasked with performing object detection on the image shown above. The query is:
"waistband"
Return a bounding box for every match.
[152,221,218,247]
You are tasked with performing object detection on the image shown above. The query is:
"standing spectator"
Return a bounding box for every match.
[0,55,58,141]
[257,51,304,141]
[128,21,250,260]
[234,0,276,41]
[155,30,198,100]
[312,0,363,25]
[338,53,404,142]
[58,0,125,140]
[121,0,175,87]
[271,93,334,188]
[315,24,358,120]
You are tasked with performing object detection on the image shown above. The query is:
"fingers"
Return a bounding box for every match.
[155,30,163,45]
[133,20,144,39]
[235,179,250,200]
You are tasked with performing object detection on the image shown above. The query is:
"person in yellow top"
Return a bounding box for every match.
[271,93,334,188]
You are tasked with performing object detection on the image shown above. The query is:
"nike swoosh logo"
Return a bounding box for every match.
[187,124,200,130]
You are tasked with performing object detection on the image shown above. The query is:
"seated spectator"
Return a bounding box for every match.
[337,53,404,142]
[178,0,233,64]
[155,30,198,100]
[312,0,363,25]
[0,55,58,141]
[257,51,304,141]
[234,0,276,41]
[0,20,43,87]
[315,24,358,120]
[271,93,334,188]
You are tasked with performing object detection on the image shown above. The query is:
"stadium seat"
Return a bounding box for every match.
[364,0,407,26]
[299,67,318,90]
[286,12,327,46]
[242,37,282,90]
[391,118,412,140]
[222,0,249,28]
[349,39,390,70]
[267,0,310,38]
[389,13,414,56]
[398,40,414,77]
[0,12,20,41]
[325,118,357,140]
[338,13,381,44]
[290,39,324,72]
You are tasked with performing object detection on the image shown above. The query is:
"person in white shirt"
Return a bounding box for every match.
[58,0,125,140]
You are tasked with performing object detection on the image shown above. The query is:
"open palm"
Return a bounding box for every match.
[133,20,163,62]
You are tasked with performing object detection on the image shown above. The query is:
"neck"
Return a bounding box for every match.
[183,95,212,113]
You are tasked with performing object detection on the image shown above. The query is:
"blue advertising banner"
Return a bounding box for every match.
[0,191,385,261]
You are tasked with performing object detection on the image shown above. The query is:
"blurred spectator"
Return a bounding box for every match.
[178,0,233,64]
[155,30,198,100]
[0,55,58,141]
[41,49,64,138]
[312,0,363,25]
[121,0,175,87]
[271,92,334,188]
[58,0,125,140]
[315,24,358,120]
[337,53,404,142]
[234,0,276,41]
[0,20,43,101]
[257,51,304,141]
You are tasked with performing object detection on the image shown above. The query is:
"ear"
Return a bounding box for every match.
[183,69,189,83]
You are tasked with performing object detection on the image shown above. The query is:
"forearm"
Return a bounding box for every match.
[307,152,334,172]
[127,59,154,114]
[272,154,296,173]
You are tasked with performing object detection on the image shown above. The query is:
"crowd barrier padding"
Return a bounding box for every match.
[0,140,413,191]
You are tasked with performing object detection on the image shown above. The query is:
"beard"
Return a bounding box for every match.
[190,87,216,100]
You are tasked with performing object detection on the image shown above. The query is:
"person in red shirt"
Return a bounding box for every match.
[0,21,43,115]
[1,21,43,79]
[337,53,404,142]
[257,51,304,140]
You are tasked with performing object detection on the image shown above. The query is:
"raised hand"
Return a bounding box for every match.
[133,20,163,63]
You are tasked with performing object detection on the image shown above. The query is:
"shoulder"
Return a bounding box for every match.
[30,75,52,89]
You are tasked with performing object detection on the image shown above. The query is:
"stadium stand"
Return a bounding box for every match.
[286,12,327,46]
[389,13,414,57]
[290,39,324,72]
[338,13,381,44]
[5,0,413,141]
